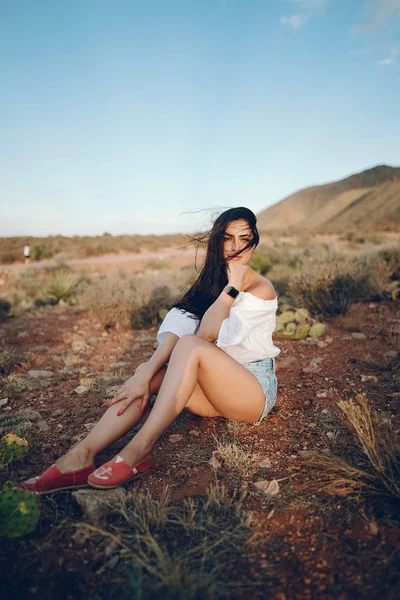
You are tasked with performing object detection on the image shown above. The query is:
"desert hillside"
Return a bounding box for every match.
[257,165,400,232]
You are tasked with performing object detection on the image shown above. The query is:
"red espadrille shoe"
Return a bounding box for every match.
[20,463,95,494]
[88,455,151,489]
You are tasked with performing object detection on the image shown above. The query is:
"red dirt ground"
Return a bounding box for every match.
[0,296,399,599]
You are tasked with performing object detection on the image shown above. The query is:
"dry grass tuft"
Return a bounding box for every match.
[0,347,17,376]
[304,393,400,501]
[84,481,255,599]
[214,435,254,479]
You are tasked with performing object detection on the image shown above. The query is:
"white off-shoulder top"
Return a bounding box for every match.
[156,291,281,364]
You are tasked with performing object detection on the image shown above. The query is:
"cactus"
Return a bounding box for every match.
[282,322,297,338]
[279,303,292,313]
[274,317,285,333]
[309,323,326,338]
[280,311,296,325]
[294,323,311,339]
[294,308,310,323]
[0,481,40,538]
[0,433,29,466]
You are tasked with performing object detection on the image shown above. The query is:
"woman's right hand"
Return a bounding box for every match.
[107,363,151,416]
[226,262,248,289]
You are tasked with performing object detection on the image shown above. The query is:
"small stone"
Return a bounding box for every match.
[101,332,109,338]
[326,432,335,440]
[361,375,378,383]
[325,337,334,344]
[259,458,272,469]
[253,479,280,498]
[53,409,64,417]
[0,398,9,408]
[351,332,366,340]
[37,420,50,432]
[74,385,90,395]
[316,391,327,398]
[56,424,63,430]
[317,341,328,348]
[28,370,53,378]
[86,337,107,345]
[308,423,317,428]
[72,488,126,524]
[2,406,12,412]
[369,303,377,309]
[169,434,183,444]
[384,350,398,359]
[17,331,29,338]
[83,422,96,431]
[303,365,320,374]
[369,521,379,535]
[278,356,296,368]
[189,429,200,437]
[105,386,120,399]
[108,362,128,370]
[58,315,68,321]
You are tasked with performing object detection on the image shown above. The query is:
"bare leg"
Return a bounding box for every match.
[55,366,167,472]
[117,335,265,467]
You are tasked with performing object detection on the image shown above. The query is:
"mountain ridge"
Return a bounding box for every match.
[256,165,400,231]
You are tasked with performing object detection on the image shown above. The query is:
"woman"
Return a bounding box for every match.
[21,207,280,493]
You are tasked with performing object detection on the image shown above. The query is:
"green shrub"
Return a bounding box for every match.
[46,270,84,304]
[287,258,372,317]
[268,264,296,297]
[0,299,11,322]
[31,244,53,261]
[131,285,176,328]
[248,253,272,275]
[83,271,137,328]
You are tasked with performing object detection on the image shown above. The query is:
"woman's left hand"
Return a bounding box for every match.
[106,370,151,416]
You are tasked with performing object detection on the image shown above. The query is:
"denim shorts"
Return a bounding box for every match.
[242,357,278,426]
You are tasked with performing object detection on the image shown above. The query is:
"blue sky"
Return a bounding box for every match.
[1,0,399,237]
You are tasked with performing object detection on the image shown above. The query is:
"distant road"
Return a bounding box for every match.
[0,247,201,273]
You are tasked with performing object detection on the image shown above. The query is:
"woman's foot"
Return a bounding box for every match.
[88,455,151,489]
[20,463,96,494]
[55,445,95,473]
[19,445,96,494]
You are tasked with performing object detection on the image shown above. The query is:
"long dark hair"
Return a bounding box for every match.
[173,207,259,320]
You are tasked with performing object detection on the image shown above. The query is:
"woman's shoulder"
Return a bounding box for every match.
[244,273,277,302]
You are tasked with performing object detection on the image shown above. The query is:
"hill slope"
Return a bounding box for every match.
[257,165,400,231]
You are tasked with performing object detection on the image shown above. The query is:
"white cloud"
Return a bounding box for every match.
[374,42,399,66]
[353,0,400,31]
[375,57,395,64]
[291,0,327,8]
[280,14,309,30]
[280,0,327,31]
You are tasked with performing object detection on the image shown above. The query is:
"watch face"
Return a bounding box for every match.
[227,286,239,298]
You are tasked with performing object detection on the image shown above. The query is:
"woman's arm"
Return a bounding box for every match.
[107,332,179,411]
[197,263,247,343]
[139,332,179,381]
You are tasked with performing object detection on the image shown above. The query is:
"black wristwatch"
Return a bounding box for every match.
[223,284,240,299]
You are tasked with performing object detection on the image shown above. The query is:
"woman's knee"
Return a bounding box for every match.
[173,334,203,354]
